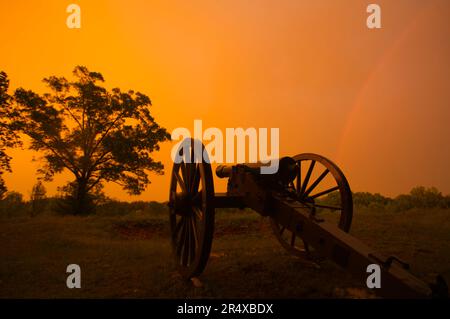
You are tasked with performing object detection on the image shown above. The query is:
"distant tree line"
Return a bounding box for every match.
[0,183,168,218]
[322,186,450,212]
[1,185,450,218]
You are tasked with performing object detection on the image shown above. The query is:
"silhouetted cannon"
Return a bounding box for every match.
[168,138,447,298]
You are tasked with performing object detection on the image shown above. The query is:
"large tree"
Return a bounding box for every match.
[13,66,170,214]
[0,71,20,198]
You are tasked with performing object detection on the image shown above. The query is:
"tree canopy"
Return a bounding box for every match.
[12,66,170,214]
[0,71,20,198]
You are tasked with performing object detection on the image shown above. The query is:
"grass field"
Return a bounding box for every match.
[1,206,449,298]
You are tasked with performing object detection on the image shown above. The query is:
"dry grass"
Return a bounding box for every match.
[0,207,449,298]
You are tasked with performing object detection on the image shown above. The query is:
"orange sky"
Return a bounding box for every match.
[1,0,449,201]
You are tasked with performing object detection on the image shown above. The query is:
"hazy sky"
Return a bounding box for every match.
[1,0,449,201]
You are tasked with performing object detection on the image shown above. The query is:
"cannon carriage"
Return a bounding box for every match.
[168,138,447,298]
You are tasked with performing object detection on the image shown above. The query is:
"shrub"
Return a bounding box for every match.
[0,191,27,217]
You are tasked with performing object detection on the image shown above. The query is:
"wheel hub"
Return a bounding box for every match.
[170,192,202,217]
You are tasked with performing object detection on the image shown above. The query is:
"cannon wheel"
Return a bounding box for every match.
[169,139,215,279]
[270,153,353,257]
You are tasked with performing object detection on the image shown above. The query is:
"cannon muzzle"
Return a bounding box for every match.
[216,165,233,178]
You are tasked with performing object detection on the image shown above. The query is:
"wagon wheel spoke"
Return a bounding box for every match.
[310,186,340,199]
[174,170,187,194]
[176,216,186,244]
[174,216,185,238]
[303,168,329,198]
[299,160,315,196]
[188,217,196,264]
[192,188,203,204]
[185,139,196,187]
[296,161,301,195]
[176,217,188,262]
[185,216,192,265]
[181,217,190,266]
[173,192,187,216]
[181,218,189,266]
[190,164,200,193]
[193,206,204,221]
[180,162,188,188]
[185,163,196,194]
[191,216,199,250]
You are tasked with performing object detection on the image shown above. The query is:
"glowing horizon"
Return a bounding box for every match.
[1,0,450,201]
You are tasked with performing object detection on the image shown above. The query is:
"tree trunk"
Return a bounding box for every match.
[74,178,90,215]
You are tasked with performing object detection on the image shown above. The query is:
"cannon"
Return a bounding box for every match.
[168,138,448,298]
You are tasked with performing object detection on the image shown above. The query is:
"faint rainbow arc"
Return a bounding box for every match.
[336,4,436,162]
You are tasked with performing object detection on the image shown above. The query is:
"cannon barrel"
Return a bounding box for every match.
[216,156,297,185]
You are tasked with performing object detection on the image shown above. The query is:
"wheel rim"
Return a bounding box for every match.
[169,138,215,279]
[270,153,353,257]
